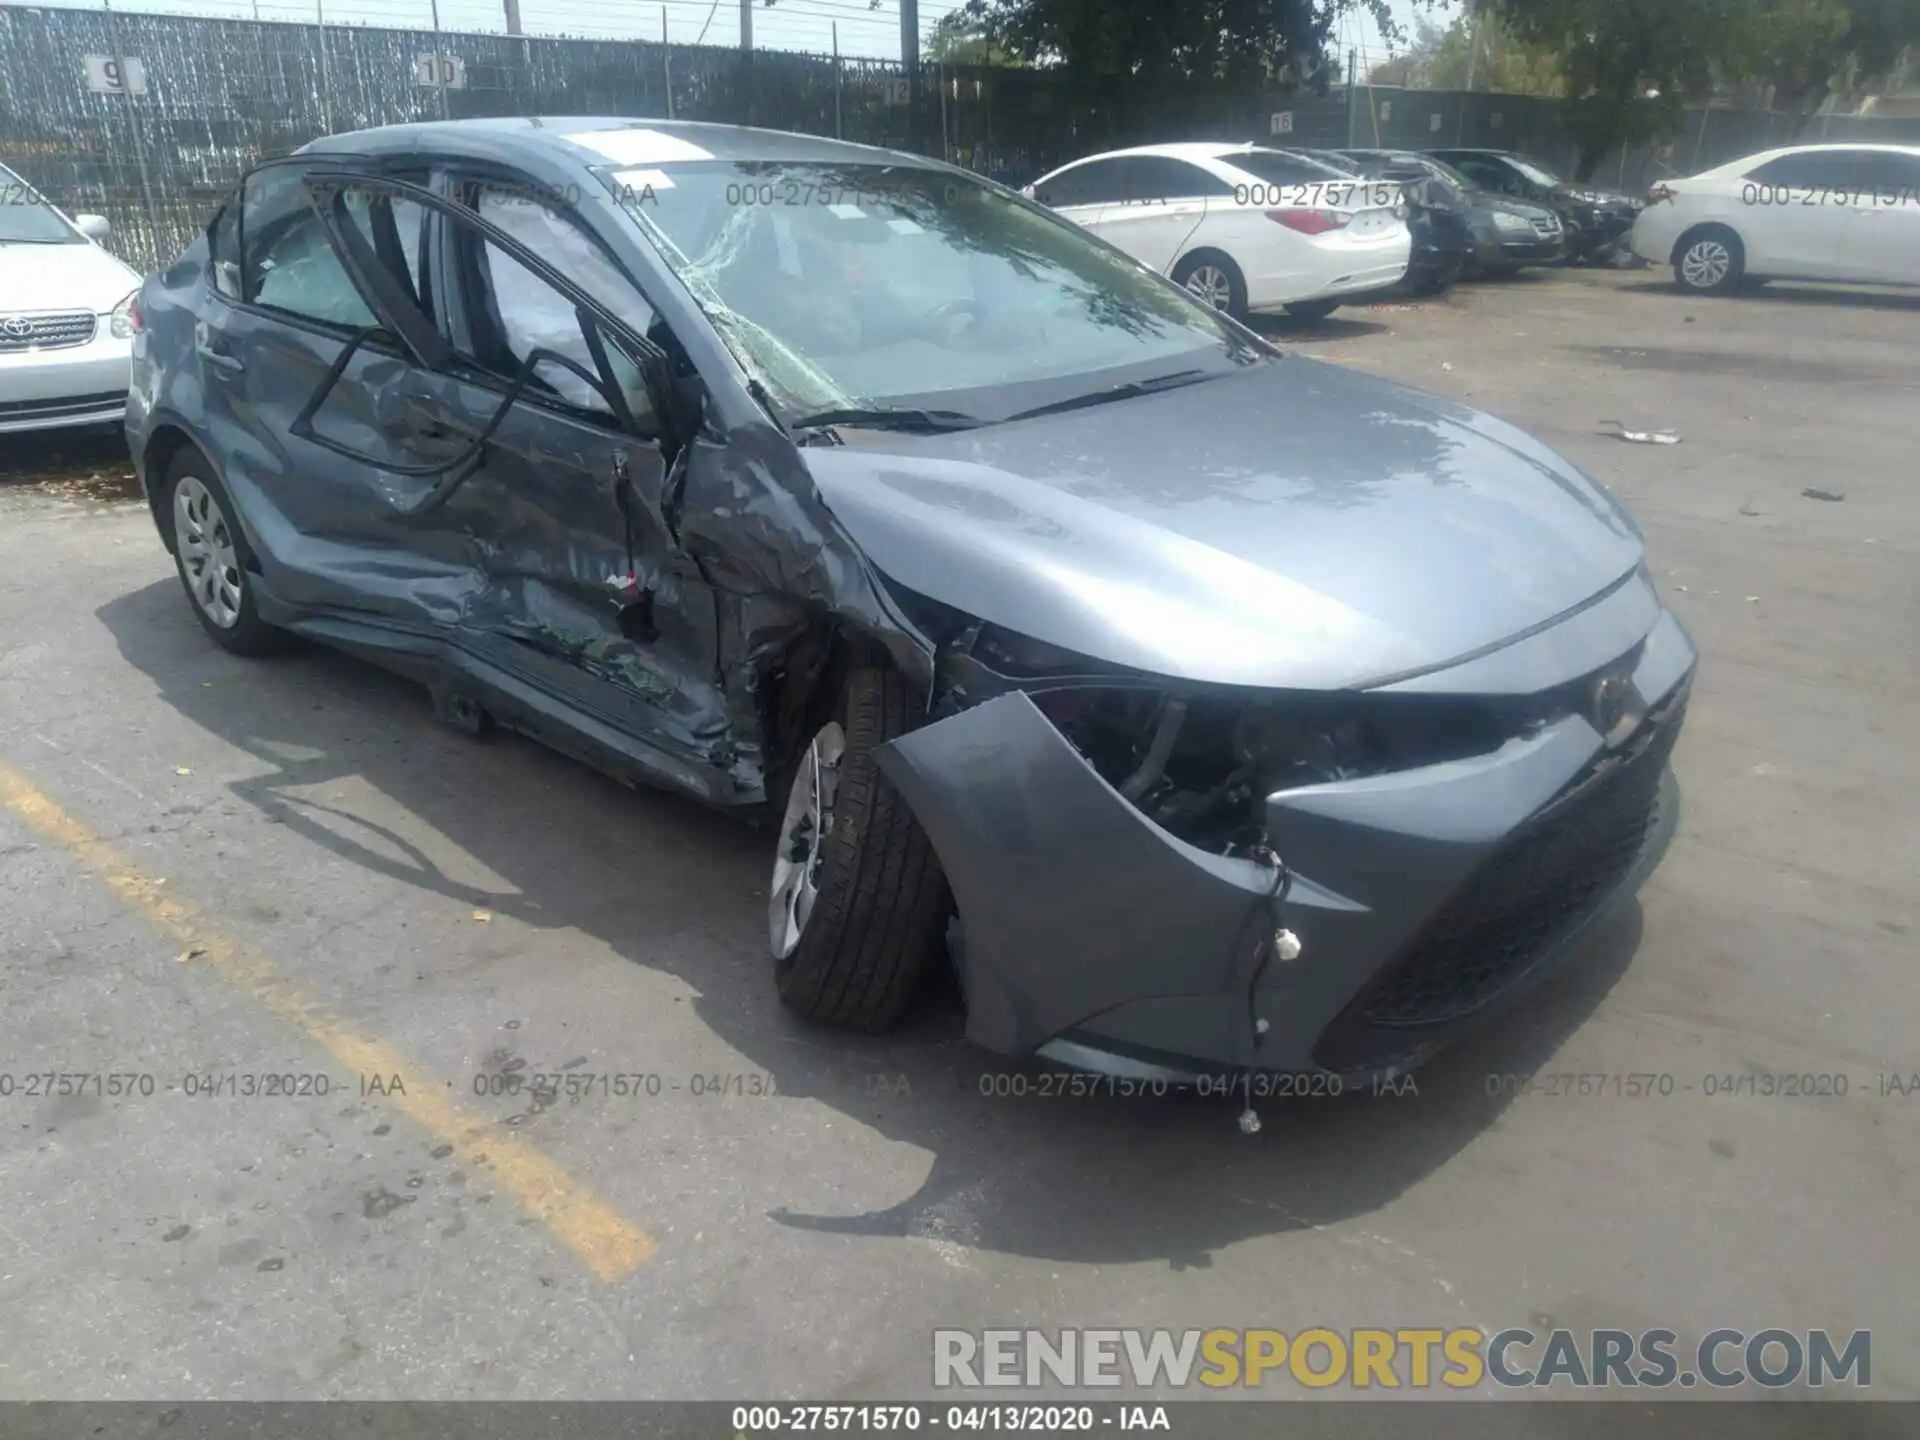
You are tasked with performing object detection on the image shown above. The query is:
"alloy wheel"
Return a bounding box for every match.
[1681,239,1732,290]
[173,475,243,629]
[769,721,846,959]
[1183,264,1233,311]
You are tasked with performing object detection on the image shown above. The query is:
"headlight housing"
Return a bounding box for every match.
[109,289,139,339]
[1492,210,1533,233]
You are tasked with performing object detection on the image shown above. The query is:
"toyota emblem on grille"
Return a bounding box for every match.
[1,317,35,339]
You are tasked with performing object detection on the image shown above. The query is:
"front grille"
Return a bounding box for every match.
[1532,217,1562,237]
[0,311,98,353]
[1347,699,1684,1034]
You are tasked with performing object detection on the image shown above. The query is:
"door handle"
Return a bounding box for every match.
[193,322,242,373]
[195,344,242,373]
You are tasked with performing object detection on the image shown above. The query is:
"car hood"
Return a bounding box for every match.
[0,239,142,313]
[1553,184,1642,211]
[1482,195,1558,222]
[802,359,1645,691]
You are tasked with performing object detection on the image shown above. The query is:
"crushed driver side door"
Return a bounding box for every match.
[300,170,743,804]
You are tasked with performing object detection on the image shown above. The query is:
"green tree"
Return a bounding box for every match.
[1492,0,1920,173]
[955,0,1394,92]
[1489,0,1745,177]
[928,11,1026,66]
[1718,0,1920,114]
[1369,6,1564,95]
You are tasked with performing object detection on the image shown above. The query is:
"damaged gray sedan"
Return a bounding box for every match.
[127,118,1694,1086]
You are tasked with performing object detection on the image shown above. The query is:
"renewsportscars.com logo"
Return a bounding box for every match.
[933,1327,1872,1392]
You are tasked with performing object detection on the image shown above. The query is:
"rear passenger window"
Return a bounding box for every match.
[1034,160,1128,208]
[1121,158,1236,201]
[339,186,429,311]
[1223,151,1351,187]
[239,166,377,329]
[1744,152,1863,187]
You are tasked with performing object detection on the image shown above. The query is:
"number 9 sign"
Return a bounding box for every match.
[85,55,149,95]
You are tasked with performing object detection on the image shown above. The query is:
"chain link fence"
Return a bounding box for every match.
[0,6,1108,270]
[8,6,1920,274]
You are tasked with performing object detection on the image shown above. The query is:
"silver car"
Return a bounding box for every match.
[126,119,1695,1090]
[1,163,142,434]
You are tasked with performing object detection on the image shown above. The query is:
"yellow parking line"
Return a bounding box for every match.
[0,759,656,1284]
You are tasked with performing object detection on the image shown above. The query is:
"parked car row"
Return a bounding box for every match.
[1021,141,1608,323]
[1022,143,1415,322]
[16,137,1914,454]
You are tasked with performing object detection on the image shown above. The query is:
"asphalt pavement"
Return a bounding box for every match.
[0,269,1915,1403]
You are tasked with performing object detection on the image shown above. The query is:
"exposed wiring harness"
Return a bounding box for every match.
[1233,837,1296,1136]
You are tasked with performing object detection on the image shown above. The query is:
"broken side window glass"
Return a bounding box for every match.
[458,189,657,427]
[207,194,241,300]
[333,181,429,312]
[240,166,379,330]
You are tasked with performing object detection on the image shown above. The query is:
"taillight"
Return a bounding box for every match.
[128,296,142,332]
[1266,208,1351,236]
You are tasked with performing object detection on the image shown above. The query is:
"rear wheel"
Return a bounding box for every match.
[1674,227,1745,296]
[769,666,950,1032]
[164,452,285,656]
[1284,299,1343,323]
[1171,251,1248,322]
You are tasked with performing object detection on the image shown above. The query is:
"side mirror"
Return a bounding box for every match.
[76,213,111,241]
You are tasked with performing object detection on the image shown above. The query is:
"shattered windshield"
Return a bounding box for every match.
[1509,155,1565,188]
[611,160,1261,419]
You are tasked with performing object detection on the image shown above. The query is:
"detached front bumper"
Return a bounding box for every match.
[877,608,1695,1082]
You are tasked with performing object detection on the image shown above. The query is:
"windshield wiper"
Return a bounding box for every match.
[1005,368,1215,424]
[788,405,986,435]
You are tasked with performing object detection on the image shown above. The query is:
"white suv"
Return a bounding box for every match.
[1,164,144,433]
[1026,143,1410,322]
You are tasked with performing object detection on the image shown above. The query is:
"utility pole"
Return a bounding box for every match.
[1345,45,1357,147]
[314,0,332,133]
[663,6,674,120]
[503,0,522,36]
[740,0,751,51]
[901,0,920,151]
[1456,0,1479,145]
[430,0,449,120]
[101,0,159,261]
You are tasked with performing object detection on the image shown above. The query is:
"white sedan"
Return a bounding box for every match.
[1,163,144,433]
[1025,143,1410,322]
[1632,142,1920,295]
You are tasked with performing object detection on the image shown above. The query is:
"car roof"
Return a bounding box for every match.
[1726,141,1920,160]
[1054,142,1312,165]
[1693,140,1920,177]
[299,116,939,172]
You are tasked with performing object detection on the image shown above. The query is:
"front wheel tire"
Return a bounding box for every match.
[1674,228,1745,296]
[769,666,950,1033]
[1171,252,1249,322]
